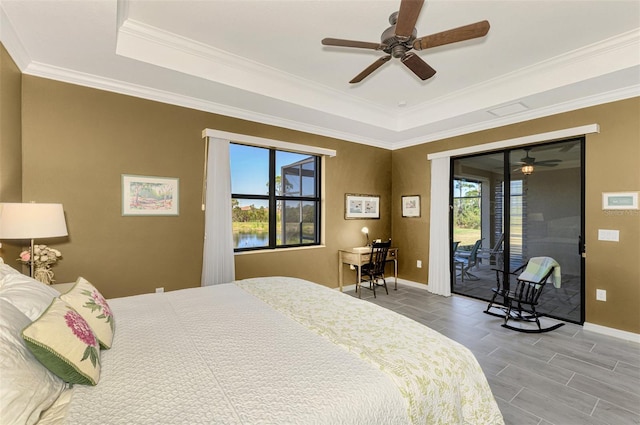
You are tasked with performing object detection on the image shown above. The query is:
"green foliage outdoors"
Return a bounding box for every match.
[232,202,315,245]
[453,181,481,248]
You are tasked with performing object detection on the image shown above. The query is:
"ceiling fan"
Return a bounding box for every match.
[321,0,490,83]
[516,148,562,175]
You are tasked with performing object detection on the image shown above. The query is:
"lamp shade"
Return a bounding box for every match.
[0,203,68,239]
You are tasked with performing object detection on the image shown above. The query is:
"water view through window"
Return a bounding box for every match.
[230,143,320,250]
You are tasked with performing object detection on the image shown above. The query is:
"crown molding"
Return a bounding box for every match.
[16,58,640,152]
[116,17,395,130]
[392,82,640,149]
[0,4,30,70]
[399,29,640,132]
[20,60,394,149]
[4,0,638,152]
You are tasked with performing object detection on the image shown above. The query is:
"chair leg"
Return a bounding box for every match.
[484,292,506,318]
[501,302,566,333]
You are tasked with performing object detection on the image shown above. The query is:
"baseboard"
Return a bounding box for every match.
[337,278,428,293]
[583,322,640,343]
[396,278,429,290]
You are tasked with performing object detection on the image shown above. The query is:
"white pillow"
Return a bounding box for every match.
[0,299,66,425]
[0,257,21,283]
[0,273,60,321]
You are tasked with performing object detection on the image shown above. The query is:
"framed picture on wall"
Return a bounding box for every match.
[602,192,638,210]
[402,195,421,217]
[122,174,179,216]
[345,194,380,219]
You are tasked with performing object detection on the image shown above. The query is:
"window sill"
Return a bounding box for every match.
[234,245,326,255]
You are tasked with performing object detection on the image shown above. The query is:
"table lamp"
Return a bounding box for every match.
[361,226,370,246]
[0,203,68,277]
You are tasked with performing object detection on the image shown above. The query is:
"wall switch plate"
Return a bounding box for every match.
[598,229,620,242]
[155,287,164,293]
[417,260,422,268]
[596,289,607,301]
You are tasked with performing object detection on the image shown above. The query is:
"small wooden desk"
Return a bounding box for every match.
[338,247,398,292]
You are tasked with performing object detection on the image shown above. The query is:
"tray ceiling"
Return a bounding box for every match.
[1,0,639,149]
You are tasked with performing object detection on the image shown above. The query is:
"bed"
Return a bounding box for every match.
[0,259,504,425]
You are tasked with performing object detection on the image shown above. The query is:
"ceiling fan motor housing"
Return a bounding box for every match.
[381,24,417,57]
[320,2,490,83]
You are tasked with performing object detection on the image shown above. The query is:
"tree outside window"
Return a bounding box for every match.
[453,179,482,247]
[230,143,320,251]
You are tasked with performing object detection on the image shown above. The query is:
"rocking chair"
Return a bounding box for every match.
[484,257,565,333]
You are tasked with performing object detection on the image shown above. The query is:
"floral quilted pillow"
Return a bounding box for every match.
[22,298,101,386]
[61,277,114,349]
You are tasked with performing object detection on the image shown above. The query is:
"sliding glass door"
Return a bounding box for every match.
[451,138,584,324]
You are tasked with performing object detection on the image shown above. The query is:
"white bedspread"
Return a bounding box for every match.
[62,280,411,424]
[236,277,504,425]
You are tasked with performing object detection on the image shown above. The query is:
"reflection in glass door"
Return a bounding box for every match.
[451,139,584,324]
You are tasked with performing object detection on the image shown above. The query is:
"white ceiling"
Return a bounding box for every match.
[1,0,639,149]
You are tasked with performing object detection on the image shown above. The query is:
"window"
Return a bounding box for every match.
[509,179,524,261]
[230,143,320,251]
[452,178,482,246]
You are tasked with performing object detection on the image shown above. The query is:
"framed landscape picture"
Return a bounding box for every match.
[122,175,179,216]
[402,195,421,217]
[345,194,380,219]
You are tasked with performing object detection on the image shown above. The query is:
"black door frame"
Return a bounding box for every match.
[449,137,586,325]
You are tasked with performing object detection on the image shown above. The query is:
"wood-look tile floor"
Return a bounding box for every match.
[344,283,640,425]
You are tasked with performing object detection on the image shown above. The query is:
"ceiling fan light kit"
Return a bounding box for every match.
[521,164,535,175]
[321,0,490,84]
[516,147,563,175]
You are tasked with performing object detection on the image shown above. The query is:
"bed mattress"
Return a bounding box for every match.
[62,280,409,424]
[58,277,503,424]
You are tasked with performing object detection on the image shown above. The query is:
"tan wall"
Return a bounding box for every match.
[20,76,392,298]
[0,44,23,261]
[10,50,640,333]
[392,97,640,333]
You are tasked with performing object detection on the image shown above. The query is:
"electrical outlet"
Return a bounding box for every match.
[417,260,422,268]
[596,289,606,301]
[155,287,164,293]
[598,229,619,242]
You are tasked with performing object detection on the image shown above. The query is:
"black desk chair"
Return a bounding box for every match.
[356,240,391,298]
[485,256,565,333]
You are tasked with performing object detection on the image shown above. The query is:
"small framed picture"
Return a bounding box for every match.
[402,195,421,217]
[345,194,380,219]
[122,174,179,216]
[602,192,638,210]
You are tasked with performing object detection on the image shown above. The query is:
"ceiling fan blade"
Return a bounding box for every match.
[322,38,383,50]
[536,160,562,166]
[395,0,424,39]
[350,56,391,84]
[413,20,490,50]
[401,53,436,80]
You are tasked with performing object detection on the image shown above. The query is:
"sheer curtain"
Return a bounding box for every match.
[427,156,452,296]
[201,137,235,286]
